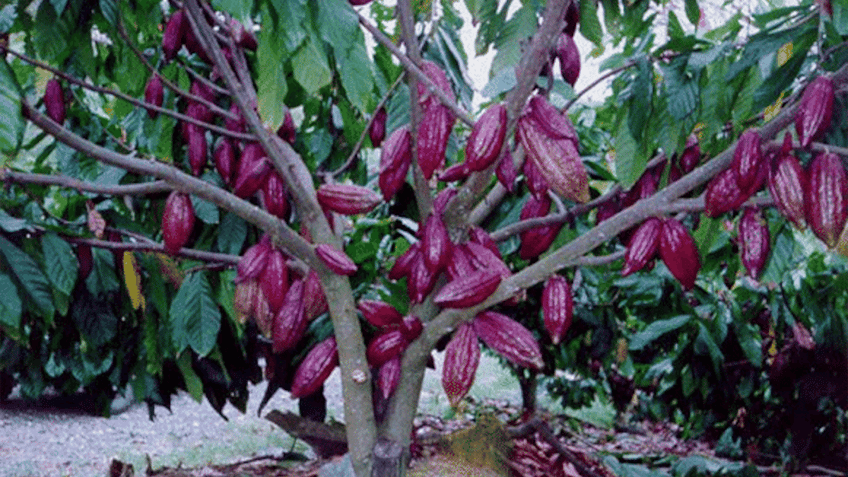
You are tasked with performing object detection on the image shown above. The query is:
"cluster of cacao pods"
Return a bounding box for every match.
[622,216,701,290]
[357,299,423,399]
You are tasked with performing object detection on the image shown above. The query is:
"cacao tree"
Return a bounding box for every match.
[0,0,847,475]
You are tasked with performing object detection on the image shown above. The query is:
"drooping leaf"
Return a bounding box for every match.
[71,290,118,347]
[0,273,22,330]
[0,236,54,319]
[122,251,145,311]
[579,0,604,50]
[169,272,221,356]
[613,111,647,189]
[0,58,24,154]
[41,233,78,296]
[216,213,247,255]
[177,350,204,403]
[257,18,288,129]
[292,38,332,95]
[315,0,374,112]
[630,315,691,351]
[684,0,700,27]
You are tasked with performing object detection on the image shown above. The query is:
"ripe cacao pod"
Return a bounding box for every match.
[596,193,621,225]
[704,165,764,217]
[379,127,412,201]
[272,280,307,353]
[795,75,834,148]
[407,255,437,304]
[433,269,502,309]
[77,244,93,281]
[563,1,580,36]
[358,299,403,328]
[315,243,358,276]
[144,74,164,119]
[519,195,563,260]
[186,125,207,176]
[768,135,807,230]
[622,165,660,209]
[732,128,763,191]
[291,337,338,398]
[162,10,187,61]
[233,143,272,198]
[523,158,550,200]
[388,242,420,281]
[316,184,382,215]
[463,242,511,279]
[366,329,408,367]
[369,107,387,148]
[437,163,470,182]
[442,322,480,407]
[432,187,458,216]
[277,109,296,145]
[542,275,573,345]
[468,226,500,257]
[261,171,289,220]
[259,248,289,313]
[234,279,259,325]
[377,357,401,400]
[805,151,848,248]
[517,112,588,203]
[446,244,476,281]
[680,134,700,173]
[466,104,508,172]
[417,60,455,108]
[472,311,543,369]
[190,80,216,104]
[738,207,770,279]
[421,213,451,273]
[659,218,701,290]
[622,217,662,276]
[525,95,579,146]
[44,79,66,125]
[236,235,272,284]
[417,105,454,180]
[496,148,518,193]
[230,19,258,51]
[302,269,329,320]
[400,315,423,342]
[556,33,580,86]
[162,191,195,255]
[225,102,247,134]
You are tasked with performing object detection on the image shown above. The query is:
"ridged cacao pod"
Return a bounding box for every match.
[389,243,419,281]
[185,100,213,132]
[302,269,329,320]
[417,60,455,108]
[795,75,834,148]
[432,187,458,216]
[291,337,338,398]
[517,113,588,203]
[446,244,476,281]
[379,127,412,201]
[162,10,187,61]
[596,193,621,225]
[366,329,408,367]
[225,102,247,134]
[233,143,272,198]
[542,275,573,345]
[407,255,437,304]
[259,248,289,313]
[526,96,579,146]
[466,104,508,172]
[277,109,296,145]
[369,107,387,148]
[468,226,500,257]
[162,191,195,255]
[421,214,451,273]
[377,357,401,400]
[472,311,543,369]
[261,171,289,220]
[704,165,764,217]
[732,129,763,191]
[182,22,209,63]
[236,236,272,284]
[144,74,164,119]
[272,280,307,353]
[186,125,207,176]
[523,158,550,200]
[400,315,423,342]
[738,207,770,279]
[496,148,518,193]
[805,151,848,248]
[442,322,480,406]
[464,242,511,279]
[213,138,236,187]
[44,79,66,125]
[316,184,382,215]
[622,217,662,276]
[77,244,93,281]
[622,165,660,209]
[659,218,701,290]
[680,134,700,173]
[768,135,807,229]
[315,244,358,276]
[190,80,216,104]
[556,33,580,86]
[563,1,580,36]
[438,163,470,182]
[417,105,454,180]
[433,269,502,309]
[358,299,403,328]
[519,195,563,260]
[233,279,259,326]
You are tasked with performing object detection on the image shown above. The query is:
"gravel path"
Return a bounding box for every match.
[0,353,524,477]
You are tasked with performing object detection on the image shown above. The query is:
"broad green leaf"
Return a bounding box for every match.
[212,0,253,21]
[662,61,699,121]
[0,210,31,233]
[257,21,288,129]
[834,2,848,36]
[216,213,247,255]
[0,5,17,33]
[190,195,219,225]
[735,323,762,367]
[630,315,691,351]
[579,0,604,50]
[667,11,684,39]
[269,0,307,53]
[315,0,374,112]
[177,350,204,403]
[481,67,517,98]
[684,0,700,27]
[99,0,118,25]
[41,233,78,296]
[292,38,332,95]
[337,41,375,113]
[0,236,54,319]
[695,322,723,374]
[51,0,69,15]
[85,247,121,296]
[491,4,536,75]
[71,290,118,347]
[170,272,221,356]
[0,273,22,330]
[0,59,24,153]
[613,111,646,189]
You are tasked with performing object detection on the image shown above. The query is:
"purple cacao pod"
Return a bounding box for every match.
[417,60,455,108]
[704,165,764,217]
[369,107,387,148]
[389,243,420,281]
[400,315,423,342]
[162,10,187,61]
[358,299,404,328]
[144,74,164,119]
[236,235,272,283]
[272,280,307,353]
[315,243,358,276]
[680,134,700,173]
[259,248,289,313]
[542,275,573,345]
[496,148,518,193]
[433,269,502,309]
[225,102,247,134]
[366,329,408,367]
[302,269,329,320]
[463,242,511,279]
[468,226,500,257]
[229,19,258,51]
[417,105,454,180]
[186,125,207,176]
[768,135,807,230]
[596,193,621,225]
[213,138,236,187]
[407,254,437,304]
[291,337,338,398]
[44,79,66,125]
[805,151,848,248]
[77,244,93,281]
[316,184,382,215]
[446,244,476,281]
[233,143,272,198]
[563,1,580,36]
[519,195,563,260]
[421,213,451,273]
[738,207,770,279]
[261,171,289,220]
[442,322,480,406]
[377,357,401,400]
[432,187,458,216]
[438,163,471,182]
[795,75,834,148]
[523,157,550,200]
[622,217,662,276]
[517,112,588,203]
[622,166,660,209]
[556,33,580,86]
[466,104,508,172]
[732,128,763,191]
[379,127,412,201]
[162,191,195,255]
[277,109,296,144]
[190,80,216,104]
[525,95,579,145]
[472,311,543,369]
[659,218,701,290]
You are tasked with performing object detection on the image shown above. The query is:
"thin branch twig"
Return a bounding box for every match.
[2,170,172,196]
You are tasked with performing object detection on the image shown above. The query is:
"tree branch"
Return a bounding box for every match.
[1,170,172,196]
[66,236,239,265]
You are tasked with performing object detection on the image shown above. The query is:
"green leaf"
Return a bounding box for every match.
[257,21,288,129]
[0,236,54,319]
[170,272,221,356]
[684,0,700,27]
[41,233,78,295]
[481,67,517,99]
[613,111,647,189]
[695,322,723,374]
[735,323,762,367]
[0,5,17,33]
[292,38,332,95]
[667,11,684,39]
[85,247,120,296]
[0,273,22,330]
[71,290,118,347]
[99,0,118,25]
[579,0,604,50]
[315,0,373,112]
[0,59,24,153]
[216,213,247,255]
[212,0,253,21]
[0,210,31,233]
[630,315,691,351]
[834,2,848,36]
[51,0,69,15]
[177,350,204,403]
[190,195,219,225]
[269,0,307,53]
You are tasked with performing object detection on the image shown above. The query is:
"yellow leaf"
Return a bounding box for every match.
[763,91,784,122]
[777,41,793,67]
[123,251,145,310]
